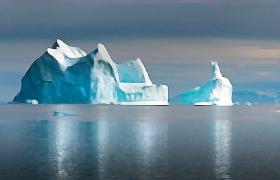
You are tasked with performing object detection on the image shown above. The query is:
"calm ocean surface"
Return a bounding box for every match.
[0,105,280,180]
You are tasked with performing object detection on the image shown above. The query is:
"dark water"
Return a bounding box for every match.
[0,105,280,180]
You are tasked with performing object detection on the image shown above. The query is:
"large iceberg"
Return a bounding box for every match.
[171,62,233,106]
[13,39,168,105]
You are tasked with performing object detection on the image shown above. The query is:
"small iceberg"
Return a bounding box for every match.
[172,61,233,106]
[53,111,79,117]
[25,99,39,105]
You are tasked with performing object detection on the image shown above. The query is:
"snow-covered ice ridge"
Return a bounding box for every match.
[13,39,168,105]
[171,62,233,106]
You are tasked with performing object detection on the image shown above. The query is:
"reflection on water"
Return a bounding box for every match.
[136,121,168,178]
[135,107,167,174]
[213,107,232,180]
[55,120,68,177]
[137,121,157,168]
[96,120,109,180]
[47,106,168,179]
[1,105,280,179]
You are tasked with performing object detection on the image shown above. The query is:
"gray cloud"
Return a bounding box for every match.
[0,0,280,39]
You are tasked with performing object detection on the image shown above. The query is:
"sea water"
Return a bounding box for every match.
[0,105,280,179]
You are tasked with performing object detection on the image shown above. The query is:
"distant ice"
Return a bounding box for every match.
[25,99,39,105]
[53,111,78,117]
[245,102,252,106]
[171,62,233,106]
[233,91,277,105]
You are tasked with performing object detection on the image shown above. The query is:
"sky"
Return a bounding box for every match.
[1,0,280,39]
[0,0,280,102]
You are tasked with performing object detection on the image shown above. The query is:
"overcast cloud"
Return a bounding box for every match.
[1,0,280,39]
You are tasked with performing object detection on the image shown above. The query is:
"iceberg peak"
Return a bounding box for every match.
[55,39,66,48]
[95,43,114,63]
[51,39,87,58]
[211,61,223,79]
[46,39,87,70]
[92,43,120,83]
[135,58,153,86]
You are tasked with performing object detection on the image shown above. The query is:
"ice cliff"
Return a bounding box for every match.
[171,62,233,106]
[13,39,168,105]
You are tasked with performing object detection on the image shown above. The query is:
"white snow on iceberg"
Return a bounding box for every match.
[13,39,168,105]
[172,62,233,106]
